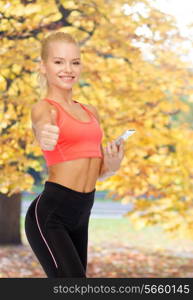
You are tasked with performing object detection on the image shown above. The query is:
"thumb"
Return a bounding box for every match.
[50,109,57,125]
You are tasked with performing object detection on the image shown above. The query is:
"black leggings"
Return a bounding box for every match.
[24,180,95,278]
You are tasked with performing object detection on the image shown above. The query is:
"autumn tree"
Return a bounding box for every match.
[1,0,193,244]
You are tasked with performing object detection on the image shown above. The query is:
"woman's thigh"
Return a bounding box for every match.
[25,181,95,278]
[25,192,86,277]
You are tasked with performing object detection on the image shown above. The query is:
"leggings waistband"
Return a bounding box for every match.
[44,181,96,197]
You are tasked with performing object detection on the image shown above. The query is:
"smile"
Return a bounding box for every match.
[58,76,75,81]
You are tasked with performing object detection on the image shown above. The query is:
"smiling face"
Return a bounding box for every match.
[40,41,82,90]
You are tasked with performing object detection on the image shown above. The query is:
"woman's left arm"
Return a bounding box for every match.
[86,103,125,181]
[98,139,125,181]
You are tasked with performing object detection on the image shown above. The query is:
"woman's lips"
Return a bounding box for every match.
[58,76,75,82]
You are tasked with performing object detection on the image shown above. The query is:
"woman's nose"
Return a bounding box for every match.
[63,63,73,72]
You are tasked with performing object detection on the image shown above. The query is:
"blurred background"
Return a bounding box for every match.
[1,0,193,277]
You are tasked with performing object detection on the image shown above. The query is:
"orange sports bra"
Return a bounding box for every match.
[40,98,103,166]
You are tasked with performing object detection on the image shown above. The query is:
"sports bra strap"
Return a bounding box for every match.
[78,103,98,122]
[43,98,94,123]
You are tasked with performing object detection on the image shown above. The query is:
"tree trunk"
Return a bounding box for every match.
[0,192,22,244]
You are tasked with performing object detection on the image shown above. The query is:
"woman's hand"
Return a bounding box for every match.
[103,138,125,172]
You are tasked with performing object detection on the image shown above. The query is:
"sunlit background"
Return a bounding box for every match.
[155,0,193,37]
[122,0,193,63]
[2,0,193,279]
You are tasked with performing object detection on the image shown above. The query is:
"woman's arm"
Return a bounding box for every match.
[86,104,125,181]
[98,161,117,181]
[98,139,124,181]
[86,104,105,175]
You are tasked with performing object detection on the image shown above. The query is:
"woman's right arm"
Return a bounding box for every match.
[31,102,59,150]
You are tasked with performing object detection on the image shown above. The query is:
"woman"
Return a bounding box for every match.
[24,31,125,278]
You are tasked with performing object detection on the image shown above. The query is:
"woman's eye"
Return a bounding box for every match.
[54,61,80,65]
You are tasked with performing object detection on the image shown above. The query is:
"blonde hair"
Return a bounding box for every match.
[37,31,79,96]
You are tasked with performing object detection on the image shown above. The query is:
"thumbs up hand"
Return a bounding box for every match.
[50,108,57,125]
[39,109,60,151]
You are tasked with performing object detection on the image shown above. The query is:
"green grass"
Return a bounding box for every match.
[21,182,193,256]
[21,215,193,256]
[88,218,170,250]
[89,218,193,256]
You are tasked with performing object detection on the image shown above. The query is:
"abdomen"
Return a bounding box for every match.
[47,157,102,193]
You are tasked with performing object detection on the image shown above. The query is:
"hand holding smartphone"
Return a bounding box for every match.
[114,129,136,146]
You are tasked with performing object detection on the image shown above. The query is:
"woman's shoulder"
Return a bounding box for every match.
[84,103,100,123]
[34,99,57,112]
[33,99,48,108]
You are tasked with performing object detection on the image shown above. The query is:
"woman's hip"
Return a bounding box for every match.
[25,180,96,229]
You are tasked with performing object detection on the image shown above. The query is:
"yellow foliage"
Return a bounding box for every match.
[1,0,193,239]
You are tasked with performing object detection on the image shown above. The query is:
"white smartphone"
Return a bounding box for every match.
[115,129,136,146]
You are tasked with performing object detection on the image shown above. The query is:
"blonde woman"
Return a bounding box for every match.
[25,31,125,278]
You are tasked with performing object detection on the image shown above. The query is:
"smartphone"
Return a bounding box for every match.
[115,129,136,146]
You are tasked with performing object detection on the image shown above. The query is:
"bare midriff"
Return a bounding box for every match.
[47,157,102,193]
[41,98,103,193]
